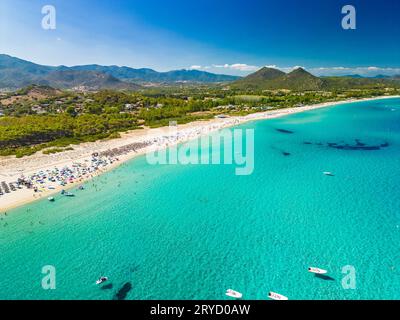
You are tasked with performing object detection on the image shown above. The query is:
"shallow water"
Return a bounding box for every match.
[1,98,399,300]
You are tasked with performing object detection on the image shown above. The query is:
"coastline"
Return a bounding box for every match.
[1,94,399,212]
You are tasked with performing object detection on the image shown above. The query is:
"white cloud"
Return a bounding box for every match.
[309,66,400,76]
[230,63,260,71]
[212,63,260,72]
[189,65,202,70]
[318,67,349,70]
[279,65,305,73]
[211,64,227,68]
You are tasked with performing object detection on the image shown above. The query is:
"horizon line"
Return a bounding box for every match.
[1,53,400,78]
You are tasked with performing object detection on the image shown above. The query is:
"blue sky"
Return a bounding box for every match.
[0,0,399,76]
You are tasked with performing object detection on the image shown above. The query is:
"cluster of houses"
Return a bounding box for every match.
[124,103,140,111]
[22,96,87,115]
[124,102,163,111]
[31,104,48,114]
[215,104,274,112]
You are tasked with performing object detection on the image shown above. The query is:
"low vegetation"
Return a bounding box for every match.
[1,81,399,157]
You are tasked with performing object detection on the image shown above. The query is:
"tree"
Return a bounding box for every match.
[66,106,77,117]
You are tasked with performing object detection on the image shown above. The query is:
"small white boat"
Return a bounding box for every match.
[96,277,108,285]
[323,172,334,176]
[225,289,242,299]
[268,291,288,301]
[48,197,55,202]
[308,267,328,274]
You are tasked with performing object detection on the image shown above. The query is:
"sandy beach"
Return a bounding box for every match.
[1,95,398,212]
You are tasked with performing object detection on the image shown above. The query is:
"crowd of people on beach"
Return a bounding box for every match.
[99,119,242,158]
[1,116,244,204]
[0,154,121,199]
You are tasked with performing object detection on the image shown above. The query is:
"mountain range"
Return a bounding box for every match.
[1,54,399,91]
[0,54,239,90]
[231,66,400,91]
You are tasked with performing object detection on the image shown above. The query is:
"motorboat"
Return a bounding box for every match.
[308,267,328,274]
[225,289,242,299]
[323,172,334,176]
[96,277,109,285]
[268,292,288,300]
[48,197,55,202]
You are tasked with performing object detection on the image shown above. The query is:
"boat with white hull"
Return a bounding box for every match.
[226,289,242,299]
[268,291,288,300]
[308,267,328,274]
[96,277,108,285]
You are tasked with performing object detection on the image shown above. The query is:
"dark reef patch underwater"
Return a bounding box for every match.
[305,139,390,151]
[276,128,294,134]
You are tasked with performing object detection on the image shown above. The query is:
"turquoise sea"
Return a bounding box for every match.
[1,98,399,300]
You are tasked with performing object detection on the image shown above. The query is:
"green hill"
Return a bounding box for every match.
[232,67,400,91]
[243,67,286,81]
[274,68,324,90]
[231,67,284,89]
[232,67,324,90]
